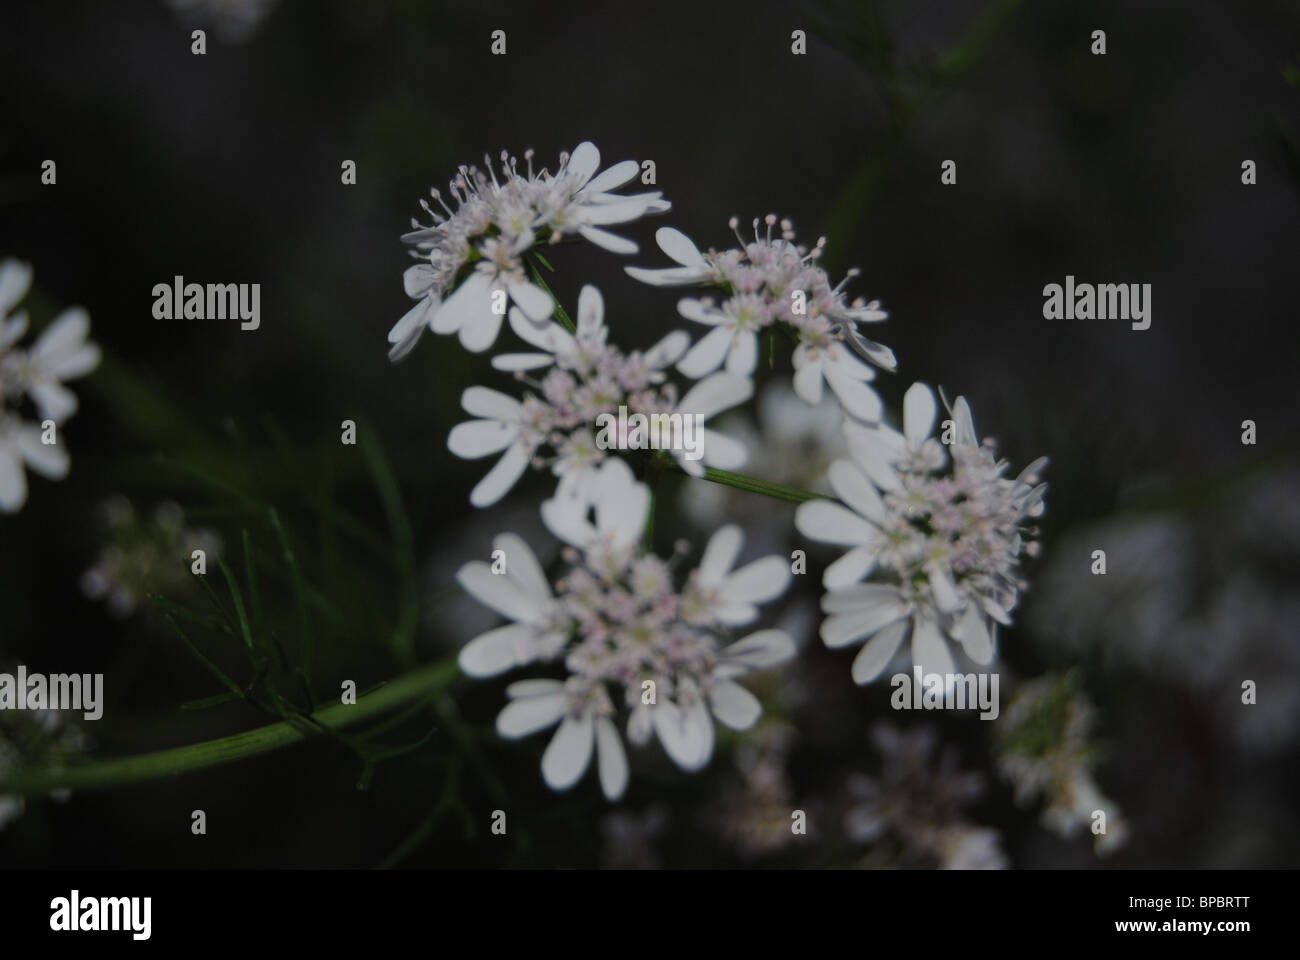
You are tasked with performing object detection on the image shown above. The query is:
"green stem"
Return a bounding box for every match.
[0,659,461,796]
[679,464,827,504]
[528,262,577,335]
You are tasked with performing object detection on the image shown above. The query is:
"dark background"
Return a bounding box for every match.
[1,0,1297,868]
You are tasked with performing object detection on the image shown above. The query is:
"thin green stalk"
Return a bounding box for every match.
[0,659,461,796]
[678,465,827,504]
[528,263,577,334]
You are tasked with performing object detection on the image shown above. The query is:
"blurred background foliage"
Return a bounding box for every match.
[1,0,1298,867]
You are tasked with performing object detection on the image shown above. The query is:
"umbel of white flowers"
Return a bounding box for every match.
[0,259,101,513]
[626,217,895,423]
[796,382,1047,684]
[389,141,669,360]
[447,284,751,508]
[455,459,795,800]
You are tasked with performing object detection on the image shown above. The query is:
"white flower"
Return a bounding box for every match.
[625,217,894,419]
[456,459,794,799]
[447,283,746,507]
[795,382,1047,684]
[455,533,568,676]
[791,333,883,423]
[446,386,548,508]
[0,259,99,514]
[680,524,792,626]
[392,142,669,359]
[496,678,628,800]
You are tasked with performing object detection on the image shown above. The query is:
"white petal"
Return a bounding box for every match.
[656,227,707,267]
[623,265,710,287]
[566,142,601,189]
[0,443,27,512]
[456,560,538,623]
[926,562,962,615]
[826,367,883,422]
[792,353,825,406]
[583,159,639,194]
[458,623,538,677]
[507,281,554,322]
[821,583,907,615]
[850,619,909,684]
[698,428,747,470]
[718,629,796,669]
[28,381,79,423]
[954,603,994,664]
[903,381,937,448]
[794,499,878,547]
[389,297,430,343]
[493,532,551,603]
[698,525,742,588]
[595,715,628,800]
[457,307,504,353]
[821,600,909,649]
[0,260,32,315]
[578,225,638,254]
[491,353,555,372]
[710,680,762,730]
[469,442,532,508]
[403,263,438,298]
[676,327,732,378]
[653,699,714,772]
[31,308,90,367]
[447,419,517,459]
[724,556,791,605]
[677,372,752,420]
[18,425,68,479]
[508,306,574,354]
[911,615,956,677]
[822,545,878,589]
[828,459,885,523]
[496,691,567,738]
[461,386,521,421]
[576,285,604,339]
[725,331,758,376]
[542,709,595,790]
[644,330,689,369]
[676,298,726,326]
[432,272,491,334]
[581,196,660,225]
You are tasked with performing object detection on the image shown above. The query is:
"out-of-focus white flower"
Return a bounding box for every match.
[995,673,1128,856]
[844,723,1007,869]
[79,498,223,618]
[455,459,795,799]
[447,284,747,508]
[0,704,87,832]
[795,382,1047,684]
[392,142,668,359]
[0,260,100,514]
[626,217,894,421]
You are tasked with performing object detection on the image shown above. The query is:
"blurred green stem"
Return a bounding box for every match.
[0,659,460,796]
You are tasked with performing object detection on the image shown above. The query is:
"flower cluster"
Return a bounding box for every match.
[995,673,1128,856]
[796,381,1047,683]
[626,217,894,421]
[845,723,1007,869]
[456,459,793,799]
[0,259,100,514]
[0,705,86,832]
[448,285,751,507]
[80,497,223,618]
[390,142,668,360]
